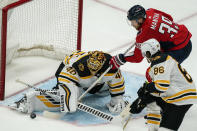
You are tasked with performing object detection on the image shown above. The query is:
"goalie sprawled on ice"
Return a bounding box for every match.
[11,51,127,115]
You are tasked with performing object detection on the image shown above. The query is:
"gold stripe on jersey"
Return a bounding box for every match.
[77,53,89,61]
[110,85,125,93]
[147,120,160,125]
[147,113,161,119]
[154,80,170,91]
[108,78,124,87]
[80,75,93,79]
[166,55,171,61]
[155,83,168,91]
[60,72,78,81]
[164,96,197,104]
[58,77,71,83]
[65,51,86,64]
[104,73,115,76]
[66,55,74,64]
[163,89,197,100]
[162,89,197,103]
[154,80,170,84]
[64,55,69,64]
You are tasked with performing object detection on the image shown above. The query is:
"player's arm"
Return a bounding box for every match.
[110,45,144,70]
[55,62,65,78]
[146,67,152,82]
[124,46,144,63]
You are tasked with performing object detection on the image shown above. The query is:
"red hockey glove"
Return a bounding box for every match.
[110,54,126,70]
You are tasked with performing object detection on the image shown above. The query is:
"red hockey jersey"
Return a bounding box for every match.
[125,8,192,63]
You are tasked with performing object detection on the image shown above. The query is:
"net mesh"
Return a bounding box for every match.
[0,0,82,100]
[6,0,81,60]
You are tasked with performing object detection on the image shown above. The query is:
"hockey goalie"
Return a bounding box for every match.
[10,51,127,115]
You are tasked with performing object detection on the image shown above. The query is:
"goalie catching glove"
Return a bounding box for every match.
[106,95,126,114]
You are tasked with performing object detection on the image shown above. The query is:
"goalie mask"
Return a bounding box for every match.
[87,51,106,75]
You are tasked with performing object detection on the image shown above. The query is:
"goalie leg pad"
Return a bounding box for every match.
[58,83,79,113]
[10,90,60,113]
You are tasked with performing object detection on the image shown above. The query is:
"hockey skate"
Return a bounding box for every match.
[9,95,32,113]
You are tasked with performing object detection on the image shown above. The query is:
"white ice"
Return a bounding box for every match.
[1,0,197,131]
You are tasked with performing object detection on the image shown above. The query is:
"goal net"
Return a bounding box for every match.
[0,0,83,100]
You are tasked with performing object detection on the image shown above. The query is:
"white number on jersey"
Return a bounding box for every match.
[159,16,178,38]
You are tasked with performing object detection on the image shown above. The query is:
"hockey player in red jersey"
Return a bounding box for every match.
[110,5,192,69]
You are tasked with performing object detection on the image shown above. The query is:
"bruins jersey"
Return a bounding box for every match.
[148,53,197,105]
[55,51,125,97]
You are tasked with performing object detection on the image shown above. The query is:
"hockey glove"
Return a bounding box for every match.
[140,81,164,94]
[106,95,126,114]
[110,54,126,70]
[130,98,146,114]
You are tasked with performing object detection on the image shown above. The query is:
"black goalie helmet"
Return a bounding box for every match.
[127,5,146,20]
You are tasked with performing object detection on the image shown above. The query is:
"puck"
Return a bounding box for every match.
[30,112,36,119]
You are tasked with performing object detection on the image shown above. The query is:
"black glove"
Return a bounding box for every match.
[130,98,146,114]
[137,84,148,98]
[138,81,162,94]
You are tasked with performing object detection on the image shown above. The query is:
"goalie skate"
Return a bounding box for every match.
[8,95,33,113]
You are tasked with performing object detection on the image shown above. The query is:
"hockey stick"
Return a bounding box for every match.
[16,79,59,95]
[16,79,131,124]
[78,43,135,101]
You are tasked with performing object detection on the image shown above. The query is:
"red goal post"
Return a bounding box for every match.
[0,0,83,100]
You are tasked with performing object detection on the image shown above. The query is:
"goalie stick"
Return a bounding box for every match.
[16,79,131,126]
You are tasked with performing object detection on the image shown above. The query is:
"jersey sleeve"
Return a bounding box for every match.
[150,56,175,92]
[124,46,144,63]
[146,67,152,82]
[107,70,125,97]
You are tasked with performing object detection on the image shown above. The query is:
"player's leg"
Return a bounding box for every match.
[165,40,192,64]
[145,102,161,131]
[156,98,192,131]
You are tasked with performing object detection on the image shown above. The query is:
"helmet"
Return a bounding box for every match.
[87,51,106,74]
[141,39,160,57]
[127,5,146,20]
